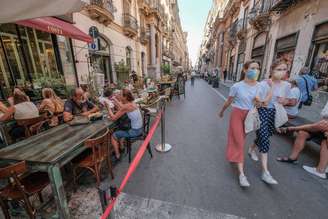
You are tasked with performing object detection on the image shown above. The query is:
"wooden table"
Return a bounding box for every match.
[0,118,116,219]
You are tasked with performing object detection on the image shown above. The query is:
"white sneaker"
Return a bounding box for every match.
[239,174,250,187]
[303,166,327,179]
[248,147,259,162]
[261,171,278,185]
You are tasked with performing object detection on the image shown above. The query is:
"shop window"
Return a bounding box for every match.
[126,47,132,70]
[309,22,328,91]
[274,33,298,72]
[57,36,76,86]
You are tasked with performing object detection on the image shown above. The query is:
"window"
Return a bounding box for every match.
[126,47,132,70]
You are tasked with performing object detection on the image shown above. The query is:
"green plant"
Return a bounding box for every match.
[161,64,171,75]
[114,60,130,83]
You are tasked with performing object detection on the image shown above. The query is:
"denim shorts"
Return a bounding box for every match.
[113,128,143,140]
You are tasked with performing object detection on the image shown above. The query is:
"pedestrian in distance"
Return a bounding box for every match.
[191,71,196,86]
[223,69,227,82]
[218,61,260,187]
[248,59,292,185]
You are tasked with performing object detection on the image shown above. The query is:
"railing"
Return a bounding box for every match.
[229,20,239,40]
[90,0,115,14]
[123,13,138,32]
[140,27,150,42]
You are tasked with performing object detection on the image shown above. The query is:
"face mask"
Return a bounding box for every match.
[246,69,257,80]
[273,70,286,80]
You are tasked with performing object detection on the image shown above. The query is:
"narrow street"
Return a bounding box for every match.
[111,79,328,219]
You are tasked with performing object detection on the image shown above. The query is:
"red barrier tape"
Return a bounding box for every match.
[100,111,162,219]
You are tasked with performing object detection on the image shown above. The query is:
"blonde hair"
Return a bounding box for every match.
[42,88,64,113]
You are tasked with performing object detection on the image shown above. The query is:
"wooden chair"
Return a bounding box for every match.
[125,108,153,163]
[0,161,50,219]
[72,129,114,187]
[16,115,47,138]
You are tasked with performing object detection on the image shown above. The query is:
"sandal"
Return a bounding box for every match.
[276,156,298,164]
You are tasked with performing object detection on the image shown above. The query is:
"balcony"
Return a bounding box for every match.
[123,13,138,38]
[87,0,115,26]
[270,0,302,12]
[223,0,242,17]
[236,19,247,40]
[248,0,272,31]
[140,27,150,44]
[228,20,238,44]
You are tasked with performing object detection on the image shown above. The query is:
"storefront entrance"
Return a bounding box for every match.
[274,33,298,74]
[309,21,328,91]
[89,36,113,84]
[0,23,77,100]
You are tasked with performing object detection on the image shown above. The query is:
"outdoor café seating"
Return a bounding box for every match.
[72,128,114,187]
[0,161,50,219]
[16,115,47,138]
[125,108,153,163]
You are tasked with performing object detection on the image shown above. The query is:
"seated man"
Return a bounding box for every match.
[63,88,99,122]
[276,120,328,179]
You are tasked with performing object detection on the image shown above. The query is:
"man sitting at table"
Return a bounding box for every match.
[63,88,99,122]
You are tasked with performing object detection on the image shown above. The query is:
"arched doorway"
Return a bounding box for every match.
[89,35,114,84]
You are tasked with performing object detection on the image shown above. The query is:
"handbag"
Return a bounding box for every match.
[274,103,288,128]
[244,108,261,134]
[302,76,313,106]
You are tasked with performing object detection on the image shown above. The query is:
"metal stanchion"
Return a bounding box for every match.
[155,97,172,152]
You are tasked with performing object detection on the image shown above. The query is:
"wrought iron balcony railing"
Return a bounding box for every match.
[90,0,115,14]
[140,27,150,44]
[88,0,115,25]
[123,13,138,36]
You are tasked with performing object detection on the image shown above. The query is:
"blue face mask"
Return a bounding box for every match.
[246,69,257,80]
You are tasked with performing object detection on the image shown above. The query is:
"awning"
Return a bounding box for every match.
[16,17,92,43]
[0,0,85,24]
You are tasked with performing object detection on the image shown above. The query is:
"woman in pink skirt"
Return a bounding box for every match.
[218,60,260,187]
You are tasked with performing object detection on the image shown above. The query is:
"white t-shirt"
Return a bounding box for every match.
[285,87,301,116]
[268,81,291,108]
[229,81,259,110]
[14,102,39,120]
[257,80,271,102]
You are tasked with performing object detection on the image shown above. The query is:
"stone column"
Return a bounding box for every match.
[150,23,156,66]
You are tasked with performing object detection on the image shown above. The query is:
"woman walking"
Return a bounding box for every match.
[218,60,260,187]
[248,59,291,185]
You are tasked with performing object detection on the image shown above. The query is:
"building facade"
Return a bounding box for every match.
[0,0,189,100]
[199,0,328,121]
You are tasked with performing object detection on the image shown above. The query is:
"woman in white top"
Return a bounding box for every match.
[249,59,291,185]
[218,60,260,187]
[107,89,143,161]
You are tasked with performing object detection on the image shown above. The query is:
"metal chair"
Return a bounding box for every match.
[72,129,114,187]
[125,108,153,163]
[0,161,50,219]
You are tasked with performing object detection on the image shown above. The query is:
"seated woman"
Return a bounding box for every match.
[283,80,301,119]
[39,88,64,127]
[7,87,30,106]
[107,89,143,162]
[7,92,39,140]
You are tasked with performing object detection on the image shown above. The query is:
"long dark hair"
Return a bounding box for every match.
[122,89,134,102]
